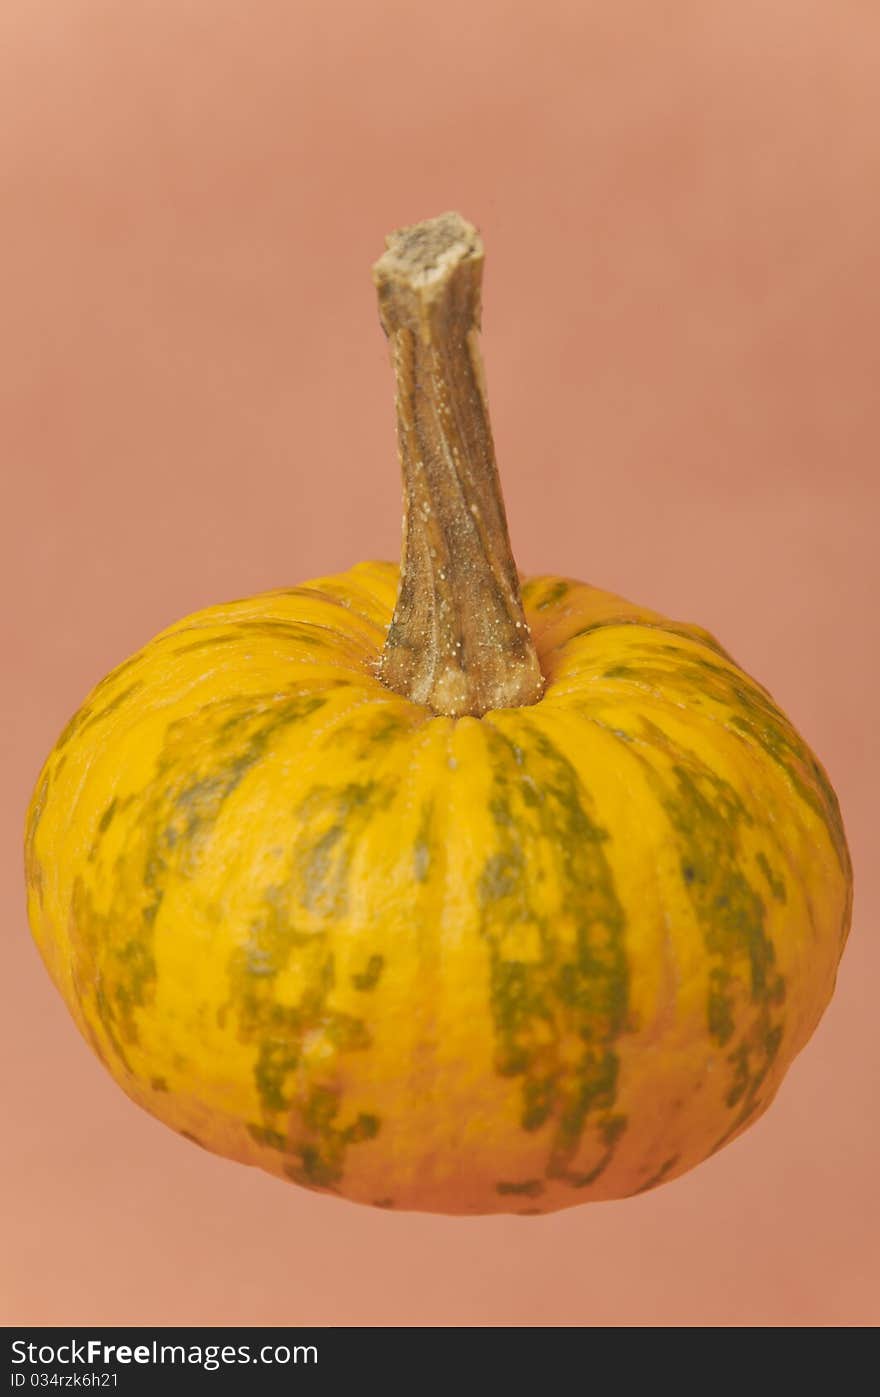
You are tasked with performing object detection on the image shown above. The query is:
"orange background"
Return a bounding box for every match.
[2,2,878,1326]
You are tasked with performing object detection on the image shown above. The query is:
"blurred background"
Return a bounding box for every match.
[2,0,878,1325]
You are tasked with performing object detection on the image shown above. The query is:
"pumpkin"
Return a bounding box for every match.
[24,213,851,1215]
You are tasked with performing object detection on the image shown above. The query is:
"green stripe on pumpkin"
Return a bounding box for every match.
[479,721,630,1188]
[598,717,786,1144]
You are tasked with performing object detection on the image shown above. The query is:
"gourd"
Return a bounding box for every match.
[24,213,852,1215]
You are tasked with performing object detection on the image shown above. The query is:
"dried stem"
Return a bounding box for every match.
[374,212,544,718]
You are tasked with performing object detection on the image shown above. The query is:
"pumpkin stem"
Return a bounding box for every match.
[373,212,544,718]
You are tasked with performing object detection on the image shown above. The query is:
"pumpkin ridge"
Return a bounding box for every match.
[71,683,374,1053]
[478,712,630,1188]
[547,616,739,666]
[588,645,848,875]
[223,691,431,1193]
[264,580,392,636]
[545,621,847,875]
[391,716,457,1201]
[597,715,787,1141]
[68,689,341,1057]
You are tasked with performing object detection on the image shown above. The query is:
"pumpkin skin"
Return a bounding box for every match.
[24,561,851,1215]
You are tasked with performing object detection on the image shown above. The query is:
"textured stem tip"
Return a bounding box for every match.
[374,211,545,718]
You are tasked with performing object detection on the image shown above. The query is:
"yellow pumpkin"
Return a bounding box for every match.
[25,213,851,1214]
